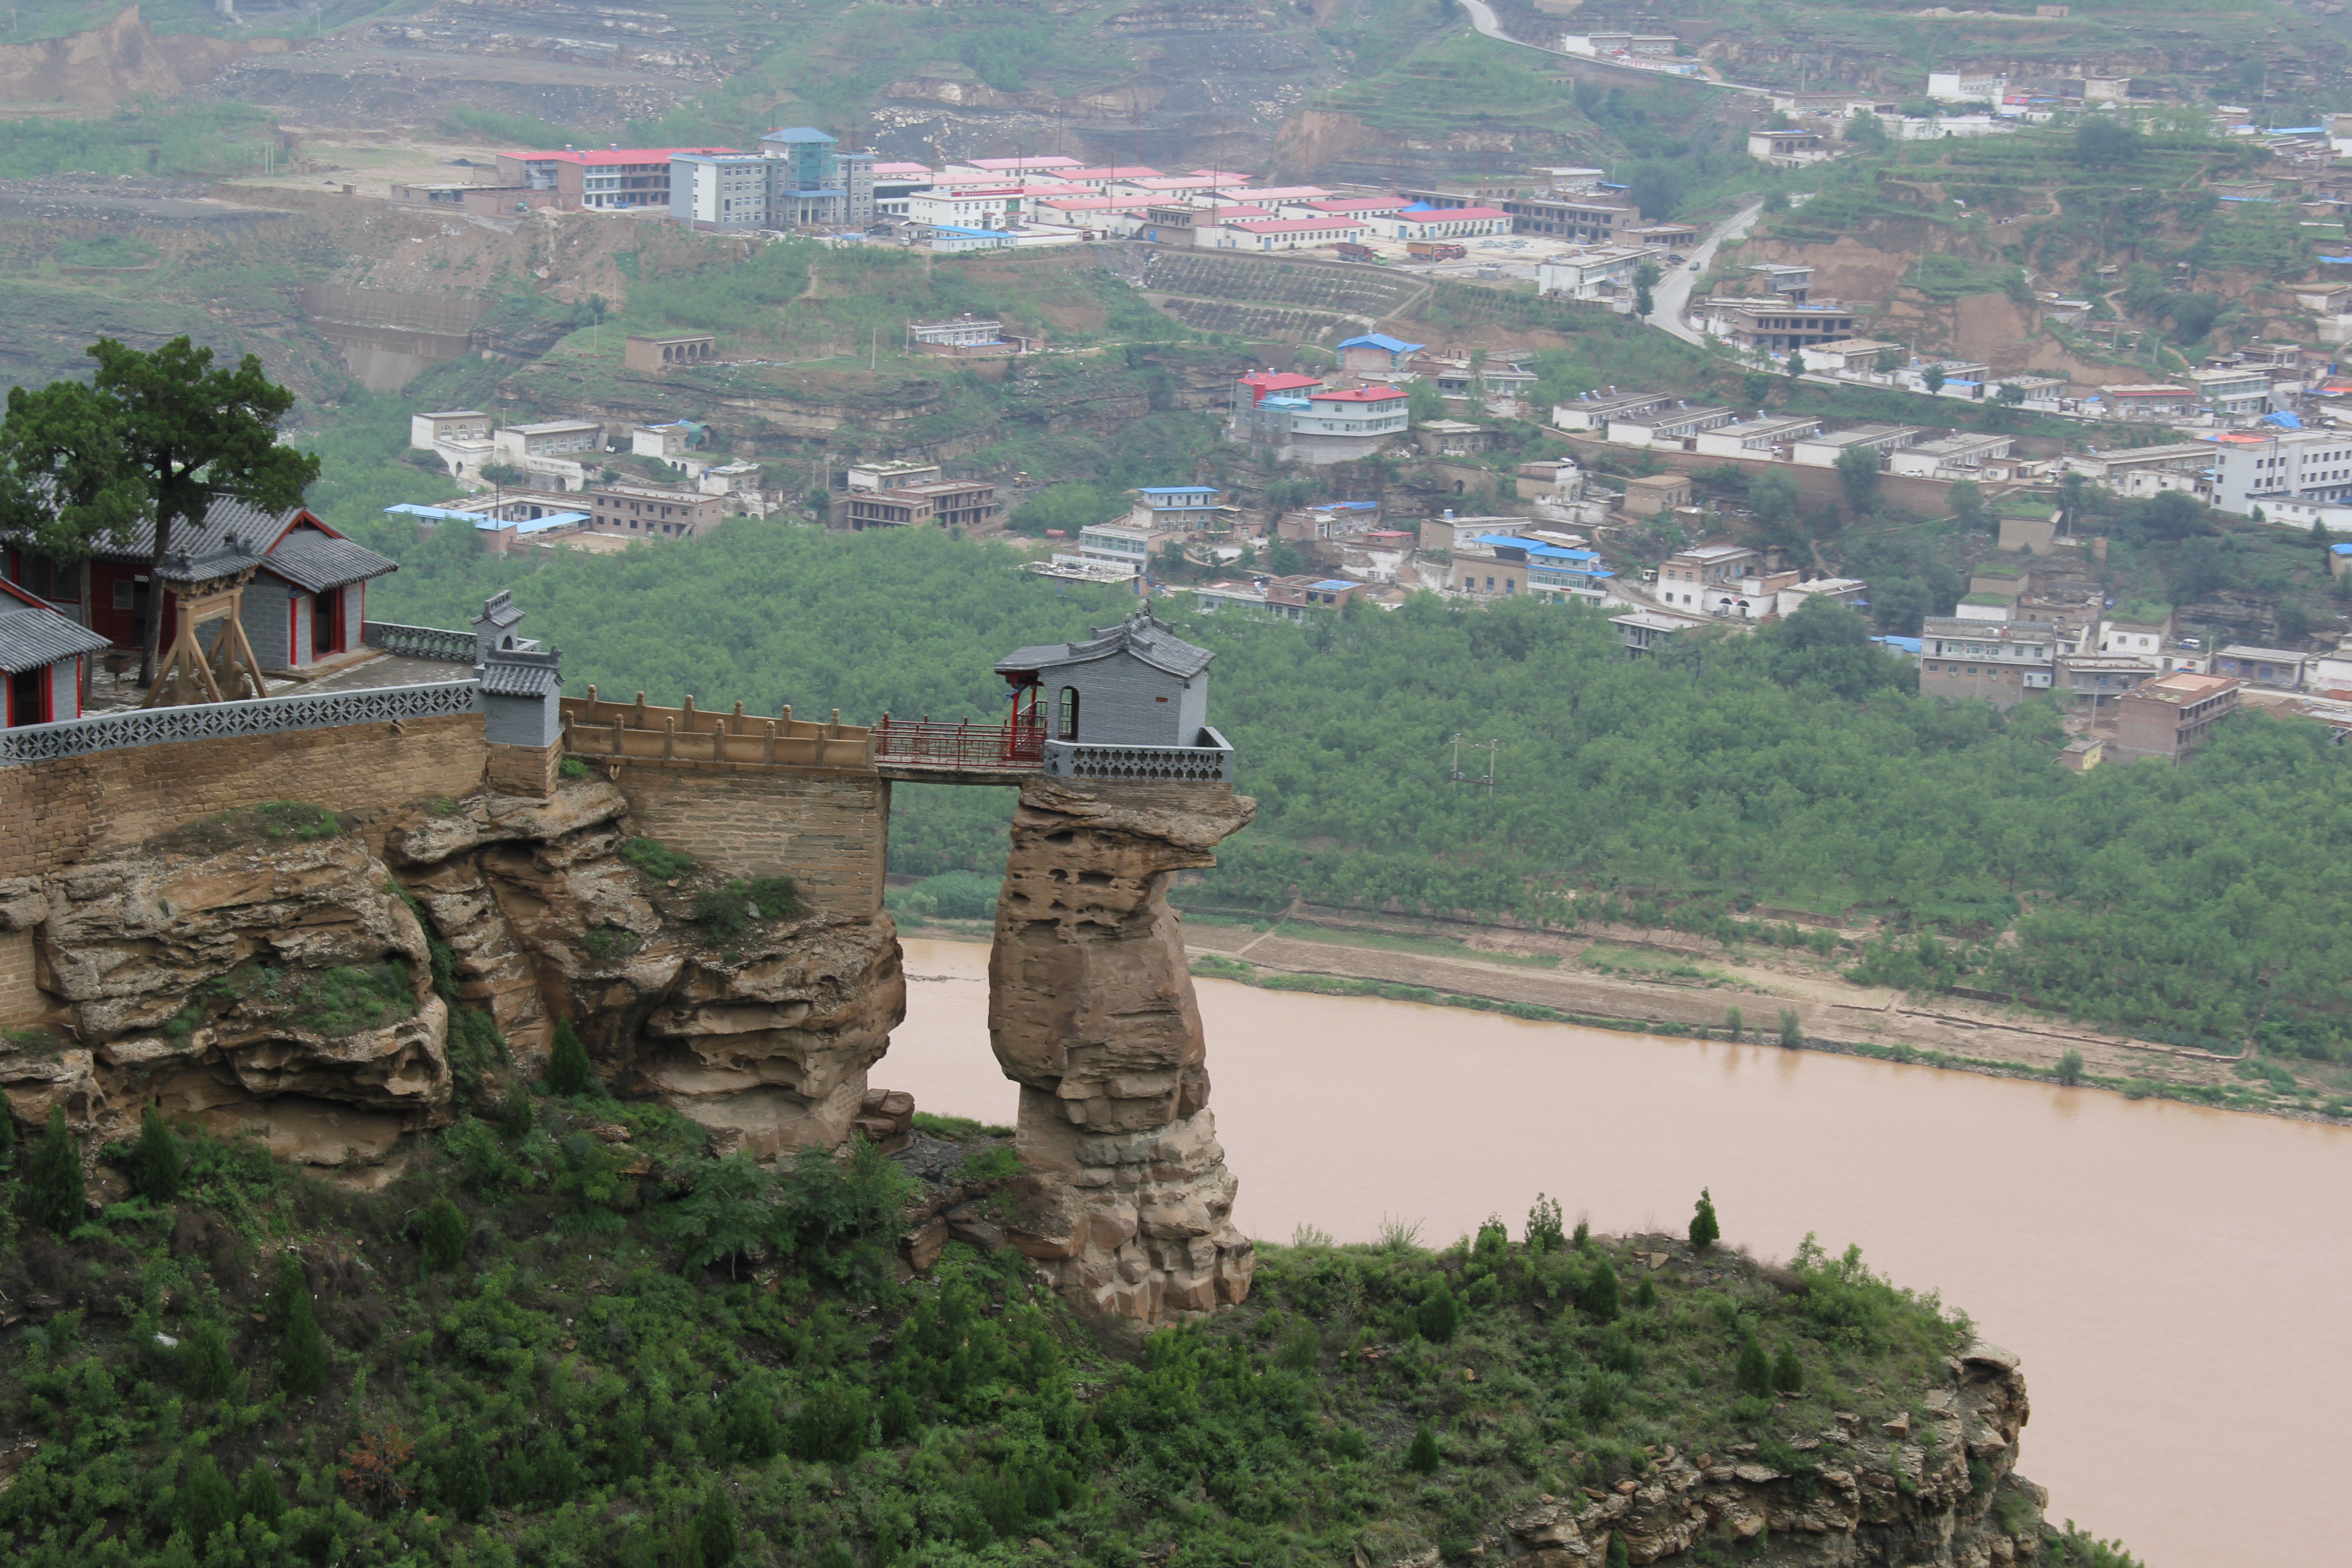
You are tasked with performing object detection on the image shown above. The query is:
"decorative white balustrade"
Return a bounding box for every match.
[0,681,483,766]
[1041,726,1234,784]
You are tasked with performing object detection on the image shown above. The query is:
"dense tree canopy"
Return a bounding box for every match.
[365,527,2352,1054]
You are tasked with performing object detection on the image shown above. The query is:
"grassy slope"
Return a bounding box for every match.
[0,1089,2096,1568]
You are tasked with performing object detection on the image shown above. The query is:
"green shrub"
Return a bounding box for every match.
[790,1382,870,1463]
[621,837,696,881]
[1772,1344,1805,1393]
[178,1319,238,1399]
[546,1019,597,1096]
[271,1254,329,1399]
[724,1376,784,1461]
[2055,1049,2084,1086]
[23,1107,82,1236]
[1690,1188,1721,1251]
[419,1197,467,1273]
[1526,1192,1565,1254]
[559,756,593,780]
[179,1456,236,1548]
[879,1385,920,1445]
[694,876,809,938]
[581,926,646,960]
[130,1104,183,1202]
[1777,1009,1805,1049]
[1584,1259,1620,1322]
[1416,1279,1463,1343]
[1406,1421,1441,1474]
[1734,1338,1773,1398]
[238,1464,285,1529]
[438,1429,492,1521]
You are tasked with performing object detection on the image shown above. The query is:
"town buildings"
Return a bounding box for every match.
[1918,618,2056,708]
[2112,673,2241,762]
[845,480,996,531]
[587,482,725,541]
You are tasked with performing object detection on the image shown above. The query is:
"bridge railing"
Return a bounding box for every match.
[362,621,477,662]
[873,713,1045,773]
[560,689,874,769]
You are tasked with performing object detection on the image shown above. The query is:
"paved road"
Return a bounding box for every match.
[1650,198,1764,343]
[1456,0,1771,94]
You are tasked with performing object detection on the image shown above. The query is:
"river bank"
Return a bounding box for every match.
[883,936,2352,1568]
[894,908,2345,1126]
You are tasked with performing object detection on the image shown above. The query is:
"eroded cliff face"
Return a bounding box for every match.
[1495,1342,2044,1567]
[986,777,1257,1323]
[0,777,902,1177]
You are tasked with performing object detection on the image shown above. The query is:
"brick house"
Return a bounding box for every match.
[2112,673,2242,762]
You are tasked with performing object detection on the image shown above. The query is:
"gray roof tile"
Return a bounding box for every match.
[995,610,1213,680]
[0,605,111,673]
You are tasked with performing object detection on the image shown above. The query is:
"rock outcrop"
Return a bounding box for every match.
[1,777,904,1177]
[1493,1341,2042,1566]
[986,777,1257,1323]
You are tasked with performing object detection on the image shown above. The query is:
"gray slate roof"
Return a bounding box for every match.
[265,529,398,592]
[996,609,1214,680]
[479,652,562,698]
[0,604,111,673]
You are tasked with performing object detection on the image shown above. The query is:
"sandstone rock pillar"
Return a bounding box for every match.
[986,776,1256,1323]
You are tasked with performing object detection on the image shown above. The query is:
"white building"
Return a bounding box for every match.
[493,420,605,490]
[1693,416,1822,459]
[2209,428,2352,516]
[409,410,494,479]
[1536,246,1650,303]
[1193,217,1370,251]
[2186,366,2275,421]
[1926,71,2007,103]
[908,186,1025,228]
[1790,426,1922,467]
[1608,404,1738,446]
[669,152,769,228]
[1383,205,1512,241]
[1063,523,1152,578]
[1889,433,2014,477]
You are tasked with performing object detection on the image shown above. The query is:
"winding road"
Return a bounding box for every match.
[1650,198,1765,343]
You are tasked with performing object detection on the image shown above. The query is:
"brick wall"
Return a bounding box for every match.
[0,714,487,880]
[0,929,41,1028]
[610,760,889,916]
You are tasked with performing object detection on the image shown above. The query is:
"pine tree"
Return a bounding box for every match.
[1635,1275,1658,1311]
[131,1104,183,1203]
[1584,1259,1620,1323]
[1415,1279,1462,1344]
[546,1019,595,1097]
[0,1105,15,1173]
[178,1455,236,1548]
[879,1385,919,1445]
[1735,1338,1773,1398]
[238,1464,285,1529]
[1689,1188,1721,1252]
[271,1254,328,1399]
[1772,1344,1805,1394]
[23,1107,83,1236]
[179,1319,237,1400]
[1406,1421,1441,1475]
[441,1429,491,1521]
[694,1480,740,1568]
[724,1377,784,1462]
[498,1084,536,1140]
[419,1197,467,1274]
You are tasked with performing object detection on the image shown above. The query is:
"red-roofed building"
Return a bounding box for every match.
[493,147,741,210]
[1229,377,1412,464]
[1193,216,1372,251]
[966,154,1083,172]
[1225,185,1331,202]
[1295,196,1412,217]
[1060,165,1164,186]
[1238,371,1325,403]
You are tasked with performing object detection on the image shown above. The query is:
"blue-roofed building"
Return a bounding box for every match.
[386,503,589,554]
[1337,333,1427,374]
[1460,533,1615,603]
[1872,635,1923,660]
[926,224,1016,254]
[2332,542,2352,580]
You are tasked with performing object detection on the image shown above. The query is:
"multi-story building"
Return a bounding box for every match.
[2112,672,2241,762]
[2187,366,2275,421]
[669,152,770,228]
[409,410,494,478]
[1655,544,1760,613]
[1228,379,1410,464]
[844,460,943,493]
[1696,297,1858,352]
[1918,617,2056,708]
[2211,645,2308,689]
[493,420,605,490]
[844,480,996,531]
[587,482,724,540]
[2208,428,2352,514]
[493,147,741,211]
[1534,246,1650,304]
[761,127,873,229]
[1926,70,2007,101]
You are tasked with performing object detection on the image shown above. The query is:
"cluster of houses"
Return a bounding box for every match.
[1551,387,2047,484]
[402,409,772,553]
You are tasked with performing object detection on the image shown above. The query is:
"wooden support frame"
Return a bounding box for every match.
[143,577,270,709]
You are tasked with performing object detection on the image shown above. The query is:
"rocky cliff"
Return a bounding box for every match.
[0,776,902,1179]
[986,777,1258,1322]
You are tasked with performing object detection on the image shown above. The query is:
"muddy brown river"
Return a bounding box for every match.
[892,938,2349,1568]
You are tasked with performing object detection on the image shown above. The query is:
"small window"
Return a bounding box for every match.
[1057,686,1080,740]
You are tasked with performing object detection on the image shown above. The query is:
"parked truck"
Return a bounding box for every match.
[1332,241,1379,263]
[1406,240,1468,261]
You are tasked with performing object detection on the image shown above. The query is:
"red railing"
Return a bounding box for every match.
[873,713,1046,771]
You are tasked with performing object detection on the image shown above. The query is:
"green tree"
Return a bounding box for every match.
[1742,371,1776,406]
[1584,1258,1620,1321]
[2074,117,2141,168]
[129,1104,182,1203]
[2056,1049,2085,1086]
[1724,1006,1742,1040]
[1772,1344,1805,1394]
[23,1107,82,1237]
[271,1253,328,1399]
[0,1105,13,1173]
[238,1465,286,1529]
[1924,364,1946,396]
[1526,1192,1565,1254]
[1634,1274,1658,1310]
[0,338,318,683]
[419,1196,467,1274]
[789,1382,868,1463]
[1746,468,1801,537]
[1994,382,2028,407]
[725,1377,785,1462]
[1633,259,1662,319]
[694,1480,740,1568]
[1264,538,1306,577]
[1948,478,1988,531]
[179,1320,237,1400]
[1406,379,1448,424]
[1690,1188,1721,1251]
[1844,114,1888,150]
[1785,350,1807,380]
[1734,1338,1772,1397]
[1874,347,1903,373]
[1406,1421,1442,1474]
[439,1429,493,1520]
[1416,1279,1463,1343]
[178,1456,236,1549]
[1779,1007,1805,1048]
[546,1019,595,1096]
[1835,443,1883,521]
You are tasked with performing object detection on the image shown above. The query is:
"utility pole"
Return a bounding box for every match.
[1448,733,1499,787]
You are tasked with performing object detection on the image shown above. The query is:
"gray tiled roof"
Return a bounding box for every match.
[479,653,562,698]
[996,610,1214,680]
[0,604,111,673]
[264,529,398,592]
